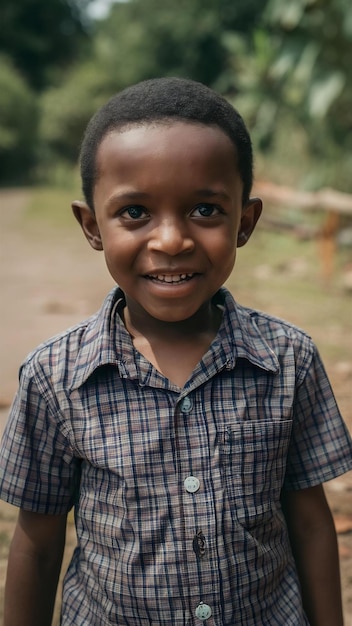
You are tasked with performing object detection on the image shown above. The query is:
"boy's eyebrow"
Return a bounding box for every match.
[105,191,150,207]
[194,188,231,200]
[106,188,231,207]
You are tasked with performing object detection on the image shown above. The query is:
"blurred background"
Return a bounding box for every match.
[1,0,352,191]
[0,0,352,621]
[2,0,352,375]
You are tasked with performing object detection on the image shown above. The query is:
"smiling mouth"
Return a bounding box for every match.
[146,273,195,284]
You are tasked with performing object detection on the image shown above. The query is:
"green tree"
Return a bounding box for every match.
[0,0,94,182]
[94,0,268,89]
[0,0,92,90]
[0,55,38,182]
[38,0,268,168]
[234,0,352,190]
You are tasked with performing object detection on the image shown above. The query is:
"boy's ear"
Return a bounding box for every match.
[72,200,103,251]
[237,197,262,248]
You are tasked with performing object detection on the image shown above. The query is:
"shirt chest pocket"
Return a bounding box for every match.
[219,420,292,528]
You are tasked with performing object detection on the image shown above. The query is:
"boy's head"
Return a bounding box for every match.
[79,77,253,211]
[73,77,262,329]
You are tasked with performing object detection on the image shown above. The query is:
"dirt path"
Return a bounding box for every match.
[0,189,351,624]
[0,189,113,407]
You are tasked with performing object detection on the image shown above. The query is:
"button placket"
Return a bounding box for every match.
[177,392,213,620]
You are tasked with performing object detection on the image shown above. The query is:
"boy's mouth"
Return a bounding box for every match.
[146,273,195,284]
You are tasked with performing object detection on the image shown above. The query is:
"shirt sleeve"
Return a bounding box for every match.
[284,343,352,490]
[0,360,81,514]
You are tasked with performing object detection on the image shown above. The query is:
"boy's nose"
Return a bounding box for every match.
[147,218,195,256]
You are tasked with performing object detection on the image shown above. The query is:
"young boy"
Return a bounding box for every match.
[1,77,352,626]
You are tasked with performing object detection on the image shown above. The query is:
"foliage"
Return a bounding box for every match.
[0,0,93,182]
[0,0,92,90]
[233,0,352,190]
[37,0,268,171]
[39,61,110,166]
[95,0,267,88]
[0,55,38,182]
[1,0,352,192]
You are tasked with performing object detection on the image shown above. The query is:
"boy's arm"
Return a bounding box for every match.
[4,508,67,626]
[282,484,344,626]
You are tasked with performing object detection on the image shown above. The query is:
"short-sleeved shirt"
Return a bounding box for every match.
[0,287,351,625]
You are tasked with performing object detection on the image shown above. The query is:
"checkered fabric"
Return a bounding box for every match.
[1,287,351,625]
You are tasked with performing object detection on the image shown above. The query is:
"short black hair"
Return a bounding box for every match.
[79,77,253,211]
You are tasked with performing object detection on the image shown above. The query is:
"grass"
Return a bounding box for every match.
[24,182,82,230]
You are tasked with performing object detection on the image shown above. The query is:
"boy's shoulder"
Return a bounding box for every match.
[20,288,124,384]
[223,287,313,344]
[221,288,317,372]
[240,303,312,340]
[24,316,93,364]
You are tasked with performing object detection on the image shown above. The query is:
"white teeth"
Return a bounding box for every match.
[150,273,193,283]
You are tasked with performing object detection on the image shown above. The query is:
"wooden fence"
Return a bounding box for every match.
[253,181,352,282]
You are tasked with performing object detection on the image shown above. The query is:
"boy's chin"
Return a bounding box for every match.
[143,302,218,327]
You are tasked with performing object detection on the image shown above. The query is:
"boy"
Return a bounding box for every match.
[1,77,352,626]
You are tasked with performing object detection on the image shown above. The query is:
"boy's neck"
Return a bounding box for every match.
[123,299,222,343]
[122,300,223,387]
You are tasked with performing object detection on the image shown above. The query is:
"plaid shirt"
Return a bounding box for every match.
[1,287,351,625]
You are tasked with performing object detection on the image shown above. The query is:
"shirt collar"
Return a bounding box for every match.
[214,288,280,373]
[69,288,137,390]
[70,286,279,390]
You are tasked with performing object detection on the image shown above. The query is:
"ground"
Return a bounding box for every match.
[0,189,351,624]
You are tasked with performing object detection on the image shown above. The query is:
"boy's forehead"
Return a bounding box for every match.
[92,120,244,212]
[97,120,238,163]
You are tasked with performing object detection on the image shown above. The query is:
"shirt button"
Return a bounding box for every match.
[195,602,212,620]
[179,396,193,413]
[184,476,200,493]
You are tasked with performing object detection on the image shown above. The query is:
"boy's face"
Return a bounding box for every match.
[73,122,261,326]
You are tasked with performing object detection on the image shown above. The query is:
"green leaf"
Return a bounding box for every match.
[308,72,345,118]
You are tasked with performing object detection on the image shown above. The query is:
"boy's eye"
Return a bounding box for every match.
[122,205,148,219]
[192,204,220,218]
